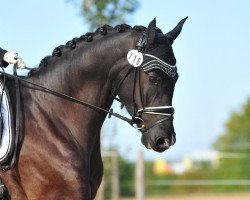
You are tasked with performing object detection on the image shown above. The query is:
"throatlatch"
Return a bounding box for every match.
[0,27,177,147]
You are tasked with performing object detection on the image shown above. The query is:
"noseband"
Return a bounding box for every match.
[129,67,175,133]
[0,31,177,135]
[113,32,177,133]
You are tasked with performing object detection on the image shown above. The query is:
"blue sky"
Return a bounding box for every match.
[1,0,250,161]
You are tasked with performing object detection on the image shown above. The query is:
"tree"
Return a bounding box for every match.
[102,152,135,199]
[214,98,250,154]
[213,99,250,190]
[69,0,139,30]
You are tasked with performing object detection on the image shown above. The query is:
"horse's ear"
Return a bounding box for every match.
[166,16,188,45]
[147,18,157,44]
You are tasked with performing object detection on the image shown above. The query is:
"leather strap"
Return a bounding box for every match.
[141,116,173,133]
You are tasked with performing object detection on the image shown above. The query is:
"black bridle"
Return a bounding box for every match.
[0,31,176,134]
[111,32,176,133]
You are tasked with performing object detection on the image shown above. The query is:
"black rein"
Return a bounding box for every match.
[0,71,133,125]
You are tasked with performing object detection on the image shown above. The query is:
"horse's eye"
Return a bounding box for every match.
[149,76,162,85]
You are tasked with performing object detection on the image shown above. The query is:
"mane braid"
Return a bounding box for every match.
[28,23,146,78]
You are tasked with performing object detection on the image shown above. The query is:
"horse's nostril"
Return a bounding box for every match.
[156,137,171,149]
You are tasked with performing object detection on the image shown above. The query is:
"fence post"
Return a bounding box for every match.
[136,150,145,200]
[111,150,120,200]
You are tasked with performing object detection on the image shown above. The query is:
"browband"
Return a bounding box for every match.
[141,54,177,77]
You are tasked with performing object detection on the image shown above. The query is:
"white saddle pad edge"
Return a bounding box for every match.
[0,82,14,163]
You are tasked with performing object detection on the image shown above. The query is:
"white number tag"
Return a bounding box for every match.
[127,50,143,67]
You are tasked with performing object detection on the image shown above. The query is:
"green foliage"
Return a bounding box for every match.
[171,168,217,193]
[102,156,112,199]
[69,0,139,31]
[214,99,250,153]
[119,156,135,196]
[101,99,250,197]
[164,99,250,193]
[212,98,250,190]
[102,153,135,199]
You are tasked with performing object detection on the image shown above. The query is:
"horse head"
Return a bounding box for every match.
[0,17,187,199]
[116,17,187,152]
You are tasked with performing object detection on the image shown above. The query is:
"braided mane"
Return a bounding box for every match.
[28,24,146,77]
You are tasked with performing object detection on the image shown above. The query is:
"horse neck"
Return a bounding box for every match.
[23,31,140,139]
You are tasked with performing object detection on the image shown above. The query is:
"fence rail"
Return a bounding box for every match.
[149,179,250,186]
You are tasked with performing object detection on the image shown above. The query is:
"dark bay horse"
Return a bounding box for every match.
[0,18,186,199]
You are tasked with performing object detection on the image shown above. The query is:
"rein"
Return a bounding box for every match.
[0,31,176,134]
[0,71,132,125]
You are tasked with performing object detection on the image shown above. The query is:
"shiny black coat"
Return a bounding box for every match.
[0,47,8,67]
